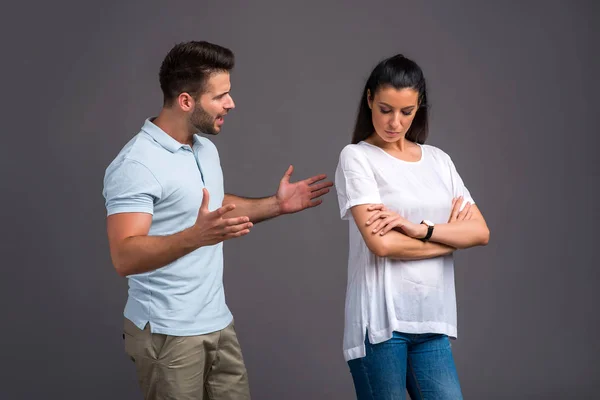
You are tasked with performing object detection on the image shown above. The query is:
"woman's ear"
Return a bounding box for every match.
[367,89,373,110]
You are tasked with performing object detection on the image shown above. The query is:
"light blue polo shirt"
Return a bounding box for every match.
[103,118,232,336]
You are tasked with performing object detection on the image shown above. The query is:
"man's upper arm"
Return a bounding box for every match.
[106,212,152,273]
[107,212,152,244]
[103,158,161,262]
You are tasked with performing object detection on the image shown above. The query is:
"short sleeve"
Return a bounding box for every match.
[448,156,475,208]
[103,159,162,216]
[334,145,382,220]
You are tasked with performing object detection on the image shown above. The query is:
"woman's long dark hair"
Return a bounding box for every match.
[351,54,429,144]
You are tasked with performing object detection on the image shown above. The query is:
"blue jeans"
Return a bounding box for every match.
[348,332,463,400]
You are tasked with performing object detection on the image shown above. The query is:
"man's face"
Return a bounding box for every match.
[189,71,235,135]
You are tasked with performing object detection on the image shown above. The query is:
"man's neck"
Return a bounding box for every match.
[153,108,194,146]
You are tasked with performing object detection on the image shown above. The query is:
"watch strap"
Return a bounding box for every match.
[420,221,434,242]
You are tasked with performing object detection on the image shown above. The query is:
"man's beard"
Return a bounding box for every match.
[190,105,219,135]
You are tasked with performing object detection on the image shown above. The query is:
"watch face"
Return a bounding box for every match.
[423,219,434,227]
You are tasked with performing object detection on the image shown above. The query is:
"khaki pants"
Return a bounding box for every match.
[123,318,251,400]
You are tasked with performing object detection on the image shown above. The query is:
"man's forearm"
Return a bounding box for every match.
[112,227,198,277]
[376,231,455,260]
[223,194,282,224]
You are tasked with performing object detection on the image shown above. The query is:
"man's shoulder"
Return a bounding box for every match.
[108,132,165,170]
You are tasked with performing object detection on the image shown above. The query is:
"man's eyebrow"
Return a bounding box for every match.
[213,91,229,99]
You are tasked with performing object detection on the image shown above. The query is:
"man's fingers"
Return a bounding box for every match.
[200,188,210,211]
[281,165,294,183]
[466,211,473,220]
[308,199,323,208]
[224,229,251,240]
[310,180,334,191]
[225,222,253,233]
[310,188,330,199]
[223,216,250,226]
[214,204,236,217]
[305,174,329,185]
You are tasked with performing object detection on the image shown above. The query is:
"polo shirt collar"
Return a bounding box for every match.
[141,118,188,153]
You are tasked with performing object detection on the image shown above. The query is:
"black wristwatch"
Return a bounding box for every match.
[420,220,435,242]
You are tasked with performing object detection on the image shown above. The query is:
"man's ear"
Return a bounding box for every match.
[177,92,195,112]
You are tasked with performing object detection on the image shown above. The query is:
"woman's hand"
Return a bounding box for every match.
[448,196,473,223]
[365,205,426,238]
[365,196,474,238]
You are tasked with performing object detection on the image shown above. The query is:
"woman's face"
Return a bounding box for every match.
[368,86,419,143]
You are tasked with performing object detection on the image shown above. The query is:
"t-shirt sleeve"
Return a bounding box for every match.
[335,146,382,220]
[103,159,162,216]
[448,156,475,208]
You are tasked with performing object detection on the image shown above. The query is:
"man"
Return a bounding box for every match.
[103,41,333,400]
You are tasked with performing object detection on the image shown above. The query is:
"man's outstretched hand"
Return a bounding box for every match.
[276,165,334,214]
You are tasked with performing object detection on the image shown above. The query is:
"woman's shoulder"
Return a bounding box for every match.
[422,143,452,163]
[339,142,369,158]
[337,142,375,170]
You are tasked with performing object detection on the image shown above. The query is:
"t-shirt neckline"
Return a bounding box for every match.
[359,140,425,165]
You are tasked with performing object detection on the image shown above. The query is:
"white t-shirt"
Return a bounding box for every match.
[334,141,475,361]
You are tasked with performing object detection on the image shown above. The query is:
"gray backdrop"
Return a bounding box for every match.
[1,0,598,399]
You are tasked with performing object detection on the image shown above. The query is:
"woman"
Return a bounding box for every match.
[334,54,490,399]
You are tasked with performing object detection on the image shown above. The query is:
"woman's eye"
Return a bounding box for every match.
[380,108,391,114]
[402,110,413,116]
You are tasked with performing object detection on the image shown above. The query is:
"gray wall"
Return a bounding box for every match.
[1,0,598,399]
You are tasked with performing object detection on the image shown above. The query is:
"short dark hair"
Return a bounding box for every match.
[159,41,235,105]
[351,54,429,144]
